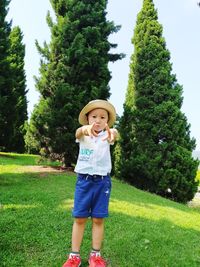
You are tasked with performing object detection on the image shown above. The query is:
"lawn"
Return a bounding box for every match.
[0,152,200,267]
[196,169,200,184]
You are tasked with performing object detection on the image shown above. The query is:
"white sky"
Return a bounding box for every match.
[7,0,200,150]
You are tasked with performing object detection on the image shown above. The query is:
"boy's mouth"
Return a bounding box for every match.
[93,123,105,133]
[94,130,102,134]
[94,123,101,128]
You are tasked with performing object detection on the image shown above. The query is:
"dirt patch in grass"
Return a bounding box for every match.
[22,165,74,174]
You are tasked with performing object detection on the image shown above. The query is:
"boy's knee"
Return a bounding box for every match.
[75,218,87,225]
[92,218,104,225]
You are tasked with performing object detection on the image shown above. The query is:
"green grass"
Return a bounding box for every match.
[0,152,61,166]
[1,153,200,267]
[0,152,39,165]
[196,169,200,185]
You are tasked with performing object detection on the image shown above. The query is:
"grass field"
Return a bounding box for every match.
[1,152,200,267]
[196,169,200,184]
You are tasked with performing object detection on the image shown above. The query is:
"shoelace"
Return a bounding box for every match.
[68,256,80,264]
[92,256,105,264]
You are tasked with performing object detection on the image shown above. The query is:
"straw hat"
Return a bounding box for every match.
[78,99,116,127]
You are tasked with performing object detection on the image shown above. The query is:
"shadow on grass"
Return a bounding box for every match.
[0,152,62,167]
[104,211,200,267]
[1,171,199,215]
[0,153,39,166]
[0,153,16,158]
[0,171,75,266]
[0,169,73,186]
[1,203,200,266]
[1,172,200,266]
[111,178,200,215]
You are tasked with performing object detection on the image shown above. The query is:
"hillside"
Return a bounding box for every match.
[0,152,200,267]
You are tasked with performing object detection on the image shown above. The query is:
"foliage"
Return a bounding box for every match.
[0,0,15,151]
[111,114,121,177]
[117,0,199,203]
[0,1,27,153]
[25,99,49,154]
[8,26,28,152]
[1,152,200,267]
[28,0,124,166]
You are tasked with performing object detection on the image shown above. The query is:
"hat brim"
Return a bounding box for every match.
[78,100,116,127]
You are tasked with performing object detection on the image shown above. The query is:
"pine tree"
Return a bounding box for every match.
[25,99,49,154]
[0,0,15,151]
[29,0,123,166]
[118,0,199,203]
[8,26,28,152]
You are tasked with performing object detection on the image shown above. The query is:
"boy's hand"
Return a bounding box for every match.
[81,123,98,137]
[102,124,118,143]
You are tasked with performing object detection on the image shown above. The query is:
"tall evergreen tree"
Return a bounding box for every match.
[8,26,28,152]
[29,0,123,166]
[0,0,15,151]
[117,0,199,203]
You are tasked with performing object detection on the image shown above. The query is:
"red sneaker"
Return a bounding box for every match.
[88,255,106,267]
[62,255,81,267]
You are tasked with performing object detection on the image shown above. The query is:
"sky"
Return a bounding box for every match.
[7,0,200,150]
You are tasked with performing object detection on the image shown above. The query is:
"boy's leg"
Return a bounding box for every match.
[62,218,87,267]
[72,217,87,252]
[89,218,107,266]
[91,218,104,250]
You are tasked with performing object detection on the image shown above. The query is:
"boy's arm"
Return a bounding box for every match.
[75,127,84,140]
[102,124,118,143]
[75,123,98,140]
[111,128,118,141]
[109,128,118,143]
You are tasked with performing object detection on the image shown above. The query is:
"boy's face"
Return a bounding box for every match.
[88,108,109,132]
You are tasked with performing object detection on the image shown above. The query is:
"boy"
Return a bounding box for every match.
[62,100,118,267]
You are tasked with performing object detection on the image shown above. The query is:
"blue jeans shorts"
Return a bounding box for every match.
[72,173,112,218]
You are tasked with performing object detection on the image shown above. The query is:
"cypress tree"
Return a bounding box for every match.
[29,0,123,166]
[25,99,49,155]
[0,0,15,151]
[8,26,28,152]
[118,0,199,203]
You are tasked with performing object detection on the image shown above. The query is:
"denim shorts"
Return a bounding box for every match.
[72,173,112,218]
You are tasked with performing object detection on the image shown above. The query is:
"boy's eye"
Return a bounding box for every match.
[92,115,96,118]
[101,117,105,119]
